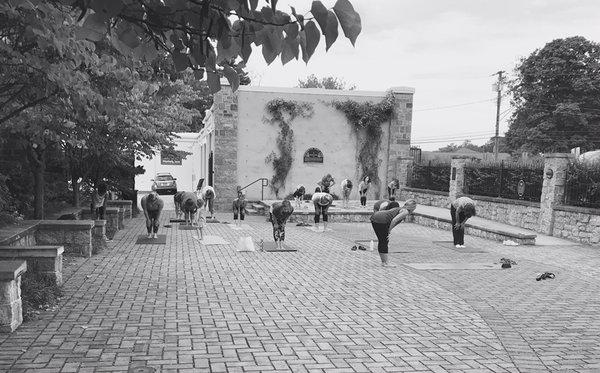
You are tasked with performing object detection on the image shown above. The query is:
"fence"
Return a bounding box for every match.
[464,161,544,202]
[407,161,450,192]
[564,161,600,208]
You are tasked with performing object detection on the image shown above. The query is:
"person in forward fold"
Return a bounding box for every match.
[370,199,417,267]
[387,178,400,199]
[232,191,248,227]
[173,191,185,219]
[141,192,164,239]
[180,191,203,226]
[200,185,215,219]
[269,200,294,250]
[358,176,371,208]
[318,174,335,194]
[91,182,109,220]
[292,185,306,209]
[373,197,400,212]
[450,196,477,249]
[340,179,353,209]
[312,189,333,231]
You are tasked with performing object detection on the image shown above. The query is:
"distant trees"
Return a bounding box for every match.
[298,74,356,90]
[506,36,600,153]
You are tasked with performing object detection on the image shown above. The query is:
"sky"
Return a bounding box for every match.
[244,0,600,150]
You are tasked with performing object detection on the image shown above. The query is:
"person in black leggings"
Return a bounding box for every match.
[370,199,417,267]
[358,176,371,207]
[450,196,476,248]
[311,191,333,231]
[269,200,294,250]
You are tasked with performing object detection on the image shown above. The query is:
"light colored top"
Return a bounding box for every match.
[358,181,370,195]
[451,196,476,211]
[201,186,215,199]
[92,191,108,209]
[341,179,353,190]
[312,192,333,206]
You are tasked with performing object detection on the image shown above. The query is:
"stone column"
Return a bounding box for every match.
[105,207,119,240]
[92,220,108,254]
[395,156,414,188]
[212,83,239,210]
[387,87,415,189]
[117,208,124,230]
[0,260,26,333]
[538,153,573,235]
[448,156,472,203]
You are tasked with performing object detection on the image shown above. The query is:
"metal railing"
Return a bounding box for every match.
[239,178,269,200]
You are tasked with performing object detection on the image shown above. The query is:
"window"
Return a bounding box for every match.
[303,148,324,163]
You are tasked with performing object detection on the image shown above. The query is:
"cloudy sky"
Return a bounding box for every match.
[245,0,600,150]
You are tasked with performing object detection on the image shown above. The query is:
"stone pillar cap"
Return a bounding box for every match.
[389,86,415,94]
[543,153,575,159]
[0,260,27,281]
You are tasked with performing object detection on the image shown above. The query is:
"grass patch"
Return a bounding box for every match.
[21,272,63,322]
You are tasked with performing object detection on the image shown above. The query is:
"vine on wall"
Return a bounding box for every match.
[332,92,395,187]
[264,99,313,197]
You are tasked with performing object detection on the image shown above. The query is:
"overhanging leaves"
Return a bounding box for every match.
[333,0,361,46]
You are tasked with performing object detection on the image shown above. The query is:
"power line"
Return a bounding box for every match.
[413,98,496,112]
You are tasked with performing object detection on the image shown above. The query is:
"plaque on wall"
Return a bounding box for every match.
[161,150,182,165]
[303,148,324,163]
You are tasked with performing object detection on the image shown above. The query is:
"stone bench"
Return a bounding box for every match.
[106,200,133,219]
[35,221,94,257]
[412,212,537,245]
[0,260,27,333]
[81,208,119,240]
[91,220,109,254]
[0,246,64,285]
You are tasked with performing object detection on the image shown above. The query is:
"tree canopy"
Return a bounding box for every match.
[505,36,600,153]
[298,74,356,90]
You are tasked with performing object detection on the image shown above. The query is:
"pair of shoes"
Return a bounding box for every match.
[536,272,555,281]
[146,234,152,239]
[455,244,465,249]
[382,262,397,268]
[152,234,157,239]
[351,245,358,251]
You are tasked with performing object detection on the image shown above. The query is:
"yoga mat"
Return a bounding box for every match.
[206,218,220,223]
[193,235,229,245]
[179,224,201,230]
[135,235,167,244]
[260,242,297,252]
[404,262,500,270]
[305,226,332,232]
[169,218,186,223]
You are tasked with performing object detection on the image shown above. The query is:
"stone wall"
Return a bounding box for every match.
[553,206,600,245]
[400,187,449,208]
[287,211,373,224]
[35,221,94,257]
[470,196,541,231]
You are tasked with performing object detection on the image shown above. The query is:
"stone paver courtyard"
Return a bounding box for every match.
[1,212,600,372]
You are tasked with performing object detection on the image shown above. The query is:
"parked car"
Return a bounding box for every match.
[151,173,177,194]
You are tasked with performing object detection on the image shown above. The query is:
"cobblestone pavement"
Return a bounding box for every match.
[1,213,600,372]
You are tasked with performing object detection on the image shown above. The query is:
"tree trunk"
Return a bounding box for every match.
[28,147,46,220]
[71,174,80,208]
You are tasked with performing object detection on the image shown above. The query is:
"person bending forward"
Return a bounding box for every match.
[141,192,164,239]
[340,179,353,209]
[269,200,294,250]
[312,192,333,231]
[450,196,476,248]
[370,199,417,267]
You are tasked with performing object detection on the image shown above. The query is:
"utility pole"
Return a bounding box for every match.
[493,71,504,160]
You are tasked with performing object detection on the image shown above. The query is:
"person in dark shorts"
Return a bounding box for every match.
[311,191,333,231]
[91,182,108,220]
[269,200,294,250]
[232,191,248,226]
[370,199,417,267]
[450,196,477,248]
[292,185,306,208]
[358,176,371,207]
[141,192,164,239]
[340,179,353,209]
[173,191,185,219]
[387,178,400,198]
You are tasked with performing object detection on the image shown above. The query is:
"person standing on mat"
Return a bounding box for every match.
[141,192,164,239]
[232,191,248,227]
[173,191,185,219]
[358,176,371,208]
[269,200,294,250]
[90,182,108,220]
[180,191,203,226]
[370,199,417,267]
[200,185,215,219]
[340,178,353,209]
[450,196,477,248]
[312,191,333,231]
[292,185,306,209]
[387,178,400,198]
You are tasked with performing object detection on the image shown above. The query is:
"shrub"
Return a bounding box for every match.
[21,272,63,322]
[408,161,451,192]
[564,160,600,208]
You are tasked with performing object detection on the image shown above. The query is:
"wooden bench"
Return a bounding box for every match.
[0,260,27,333]
[0,246,64,285]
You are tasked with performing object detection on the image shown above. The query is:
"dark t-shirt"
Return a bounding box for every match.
[181,192,200,212]
[370,207,401,225]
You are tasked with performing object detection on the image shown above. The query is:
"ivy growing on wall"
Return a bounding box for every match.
[264,99,313,197]
[331,92,395,187]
